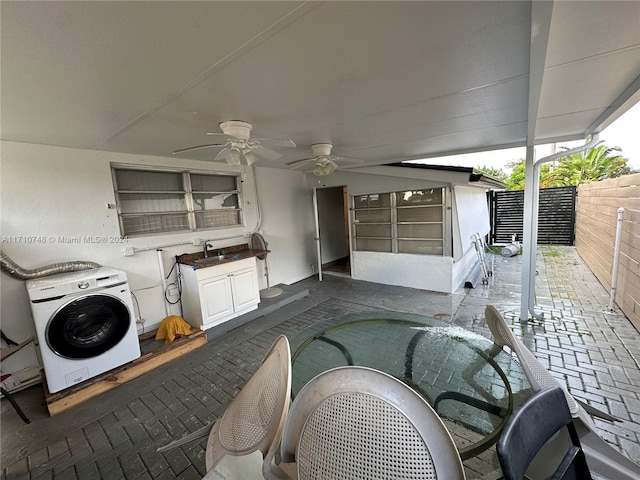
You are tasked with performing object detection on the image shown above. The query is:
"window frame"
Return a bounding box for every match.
[351,187,451,256]
[111,163,243,237]
[351,193,393,253]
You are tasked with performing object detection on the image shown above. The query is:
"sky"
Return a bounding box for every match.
[415,101,640,173]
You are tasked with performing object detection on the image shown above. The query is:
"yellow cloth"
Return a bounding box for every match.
[155,315,193,345]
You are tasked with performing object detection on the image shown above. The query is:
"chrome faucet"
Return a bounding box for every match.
[203,242,213,258]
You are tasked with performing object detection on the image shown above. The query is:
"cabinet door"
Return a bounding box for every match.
[230,267,260,312]
[200,275,234,326]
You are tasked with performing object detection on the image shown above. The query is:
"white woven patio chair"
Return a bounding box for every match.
[280,366,465,480]
[158,335,291,480]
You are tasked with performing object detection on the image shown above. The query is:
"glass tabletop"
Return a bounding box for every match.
[289,310,533,460]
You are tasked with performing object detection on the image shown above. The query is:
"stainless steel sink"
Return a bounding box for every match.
[194,255,228,265]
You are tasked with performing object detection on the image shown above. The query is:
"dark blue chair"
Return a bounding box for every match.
[497,386,592,480]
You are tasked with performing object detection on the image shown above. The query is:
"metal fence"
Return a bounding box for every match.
[489,186,577,245]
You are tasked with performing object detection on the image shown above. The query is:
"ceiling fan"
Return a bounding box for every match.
[173,120,295,165]
[286,143,364,176]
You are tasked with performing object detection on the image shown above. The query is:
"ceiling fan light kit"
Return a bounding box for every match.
[313,158,337,176]
[243,149,257,166]
[287,143,363,176]
[309,143,336,176]
[173,120,295,166]
[226,147,242,165]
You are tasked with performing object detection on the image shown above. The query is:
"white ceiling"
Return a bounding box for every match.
[2,1,639,170]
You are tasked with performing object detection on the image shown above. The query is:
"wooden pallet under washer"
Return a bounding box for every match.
[44,328,207,416]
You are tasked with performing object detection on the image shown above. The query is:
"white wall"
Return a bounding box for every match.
[252,166,317,285]
[450,185,491,289]
[452,185,491,260]
[0,141,315,374]
[451,246,482,291]
[353,251,454,292]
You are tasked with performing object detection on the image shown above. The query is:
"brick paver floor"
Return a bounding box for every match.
[1,245,639,478]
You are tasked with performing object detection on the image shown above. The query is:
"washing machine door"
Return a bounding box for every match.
[46,294,132,359]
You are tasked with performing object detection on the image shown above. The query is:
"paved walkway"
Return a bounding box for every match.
[2,246,639,479]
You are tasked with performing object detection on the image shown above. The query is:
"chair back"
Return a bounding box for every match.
[280,366,465,480]
[485,305,580,416]
[205,335,291,475]
[497,386,591,480]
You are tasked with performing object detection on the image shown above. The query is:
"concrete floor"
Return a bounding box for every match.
[2,246,639,479]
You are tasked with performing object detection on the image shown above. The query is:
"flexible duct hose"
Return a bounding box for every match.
[0,251,101,280]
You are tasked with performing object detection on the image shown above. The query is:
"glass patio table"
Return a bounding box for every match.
[289,311,533,460]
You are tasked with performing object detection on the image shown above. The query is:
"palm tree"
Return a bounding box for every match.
[546,142,633,187]
[503,142,635,190]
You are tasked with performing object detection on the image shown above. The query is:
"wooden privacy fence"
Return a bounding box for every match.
[489,186,577,245]
[575,174,640,330]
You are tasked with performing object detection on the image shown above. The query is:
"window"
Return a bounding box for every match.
[353,188,446,255]
[352,194,392,252]
[112,166,242,236]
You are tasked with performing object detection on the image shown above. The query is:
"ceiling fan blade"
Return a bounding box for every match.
[213,147,231,162]
[286,157,316,166]
[251,145,282,161]
[173,143,227,154]
[339,163,366,171]
[205,132,232,138]
[253,138,296,148]
[334,155,365,164]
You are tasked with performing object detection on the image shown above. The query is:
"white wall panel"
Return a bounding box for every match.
[352,251,453,293]
[253,166,316,287]
[452,185,490,260]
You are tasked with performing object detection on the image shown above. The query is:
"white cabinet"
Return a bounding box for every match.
[180,257,260,331]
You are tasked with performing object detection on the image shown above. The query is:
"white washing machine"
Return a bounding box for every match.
[26,267,141,393]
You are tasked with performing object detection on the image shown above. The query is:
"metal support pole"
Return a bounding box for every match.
[607,207,625,311]
[521,146,539,322]
[519,134,600,322]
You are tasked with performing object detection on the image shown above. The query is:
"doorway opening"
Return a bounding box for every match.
[316,186,351,278]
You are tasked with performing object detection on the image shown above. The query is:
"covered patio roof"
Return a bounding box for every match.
[2,1,639,167]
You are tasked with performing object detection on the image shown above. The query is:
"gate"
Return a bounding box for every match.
[489,186,577,245]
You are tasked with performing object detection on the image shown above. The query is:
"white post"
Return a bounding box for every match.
[520,146,538,322]
[607,207,625,311]
[313,188,323,281]
[157,249,171,317]
[528,157,543,319]
[519,134,600,322]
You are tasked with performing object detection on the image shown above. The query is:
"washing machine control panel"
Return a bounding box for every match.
[26,267,128,301]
